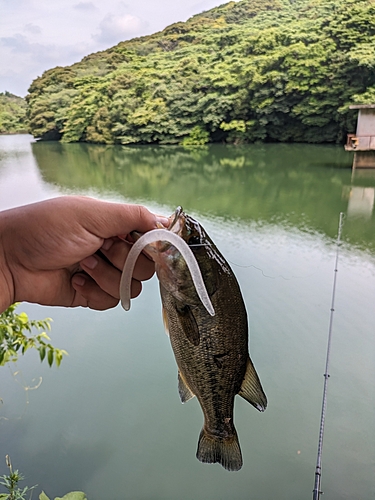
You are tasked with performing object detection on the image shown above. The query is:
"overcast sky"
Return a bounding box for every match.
[0,0,233,97]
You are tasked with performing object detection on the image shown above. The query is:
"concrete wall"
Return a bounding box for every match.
[356,136,375,150]
[357,109,375,136]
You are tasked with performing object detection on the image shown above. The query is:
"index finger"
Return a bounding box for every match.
[70,197,169,238]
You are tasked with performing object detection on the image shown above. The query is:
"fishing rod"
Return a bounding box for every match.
[312,212,345,500]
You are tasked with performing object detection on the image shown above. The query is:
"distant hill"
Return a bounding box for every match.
[26,0,375,145]
[0,92,28,134]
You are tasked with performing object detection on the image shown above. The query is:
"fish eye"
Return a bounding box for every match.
[188,235,201,246]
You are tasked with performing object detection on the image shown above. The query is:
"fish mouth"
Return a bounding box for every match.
[130,206,186,259]
[169,206,184,232]
[131,206,185,241]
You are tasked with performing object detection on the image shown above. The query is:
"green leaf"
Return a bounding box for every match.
[47,349,54,367]
[55,492,88,500]
[39,492,50,500]
[17,312,29,324]
[39,345,46,362]
[39,332,51,340]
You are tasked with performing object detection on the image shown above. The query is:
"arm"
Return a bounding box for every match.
[0,196,168,313]
[0,232,13,313]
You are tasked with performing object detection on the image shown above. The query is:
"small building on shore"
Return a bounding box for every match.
[345,104,375,168]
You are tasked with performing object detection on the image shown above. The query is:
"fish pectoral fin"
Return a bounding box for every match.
[176,303,200,346]
[238,358,267,412]
[178,371,195,403]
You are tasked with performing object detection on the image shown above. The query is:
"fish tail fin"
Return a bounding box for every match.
[196,428,242,472]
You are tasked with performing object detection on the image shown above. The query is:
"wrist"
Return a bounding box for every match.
[0,213,15,313]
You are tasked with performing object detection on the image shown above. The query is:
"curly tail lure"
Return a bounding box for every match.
[119,228,215,317]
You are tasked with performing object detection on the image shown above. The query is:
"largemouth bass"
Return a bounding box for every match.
[133,207,267,471]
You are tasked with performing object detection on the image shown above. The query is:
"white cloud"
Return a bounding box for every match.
[93,13,147,44]
[0,0,238,96]
[0,34,91,96]
[1,34,84,64]
[23,23,42,35]
[73,2,97,12]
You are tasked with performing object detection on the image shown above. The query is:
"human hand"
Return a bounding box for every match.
[0,196,169,312]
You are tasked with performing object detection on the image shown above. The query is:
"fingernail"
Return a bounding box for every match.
[101,239,114,251]
[72,274,86,287]
[156,216,170,228]
[81,255,98,270]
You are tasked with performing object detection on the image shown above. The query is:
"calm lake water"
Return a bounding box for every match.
[0,135,374,500]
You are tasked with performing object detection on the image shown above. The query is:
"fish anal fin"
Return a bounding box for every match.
[196,428,242,472]
[238,358,267,412]
[178,371,195,403]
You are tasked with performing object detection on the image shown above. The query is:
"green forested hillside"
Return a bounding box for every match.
[27,0,375,145]
[0,92,27,134]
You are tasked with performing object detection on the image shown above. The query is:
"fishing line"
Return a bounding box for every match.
[228,262,294,280]
[190,243,308,280]
[228,261,323,281]
[312,212,345,500]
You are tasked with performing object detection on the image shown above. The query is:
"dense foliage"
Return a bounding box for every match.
[0,92,27,134]
[27,0,375,145]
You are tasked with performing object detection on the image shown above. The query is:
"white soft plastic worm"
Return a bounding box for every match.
[119,229,215,317]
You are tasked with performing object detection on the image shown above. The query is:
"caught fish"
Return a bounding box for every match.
[122,207,267,471]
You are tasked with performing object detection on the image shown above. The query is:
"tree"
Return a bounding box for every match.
[0,93,27,134]
[26,0,375,145]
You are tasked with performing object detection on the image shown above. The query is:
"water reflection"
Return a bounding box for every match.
[32,141,364,243]
[347,187,375,219]
[343,168,375,222]
[351,164,375,184]
[1,136,375,500]
[0,135,60,209]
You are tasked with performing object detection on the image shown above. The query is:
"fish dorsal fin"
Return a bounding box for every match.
[178,371,195,403]
[162,306,169,336]
[176,304,200,346]
[238,358,267,412]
